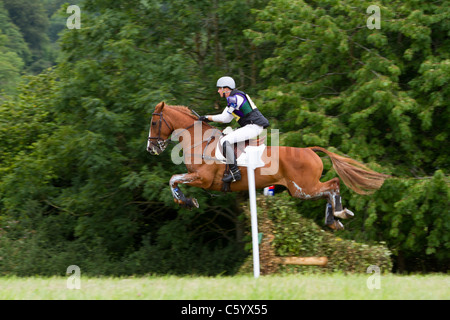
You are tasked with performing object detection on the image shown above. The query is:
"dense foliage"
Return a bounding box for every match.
[239,194,393,275]
[248,0,449,272]
[0,0,448,275]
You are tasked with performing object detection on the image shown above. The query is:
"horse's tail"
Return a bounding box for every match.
[310,147,390,195]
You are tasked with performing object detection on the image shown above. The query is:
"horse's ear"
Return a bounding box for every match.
[155,101,165,112]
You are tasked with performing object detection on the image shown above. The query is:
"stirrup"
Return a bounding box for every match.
[222,169,241,183]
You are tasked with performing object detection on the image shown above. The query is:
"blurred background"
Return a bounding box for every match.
[0,0,448,276]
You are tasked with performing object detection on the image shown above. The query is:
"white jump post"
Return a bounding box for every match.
[245,146,266,279]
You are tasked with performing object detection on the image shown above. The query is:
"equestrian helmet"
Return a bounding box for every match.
[216,76,236,90]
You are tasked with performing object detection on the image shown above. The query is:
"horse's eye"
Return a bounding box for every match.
[152,122,157,125]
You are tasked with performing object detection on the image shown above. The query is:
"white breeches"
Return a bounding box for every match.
[220,124,264,145]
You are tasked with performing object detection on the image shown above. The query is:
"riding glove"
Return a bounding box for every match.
[198,116,211,122]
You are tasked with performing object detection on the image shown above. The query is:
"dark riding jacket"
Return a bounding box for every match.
[226,90,270,128]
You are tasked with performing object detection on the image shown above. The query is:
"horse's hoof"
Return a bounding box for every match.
[344,208,354,218]
[190,198,199,209]
[334,208,354,219]
[328,220,344,230]
[185,198,199,209]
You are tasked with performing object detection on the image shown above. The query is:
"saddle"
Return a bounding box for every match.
[215,135,266,165]
[234,136,266,160]
[217,131,266,193]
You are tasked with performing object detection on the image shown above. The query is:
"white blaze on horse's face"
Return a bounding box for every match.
[147,125,153,152]
[147,117,163,155]
[147,120,161,155]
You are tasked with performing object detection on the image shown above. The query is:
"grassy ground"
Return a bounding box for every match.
[0,274,448,300]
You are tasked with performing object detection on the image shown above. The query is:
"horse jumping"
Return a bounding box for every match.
[147,102,389,230]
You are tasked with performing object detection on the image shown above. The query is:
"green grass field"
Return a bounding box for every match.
[0,274,448,300]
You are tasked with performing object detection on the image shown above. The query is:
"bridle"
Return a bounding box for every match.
[147,108,220,156]
[147,111,174,155]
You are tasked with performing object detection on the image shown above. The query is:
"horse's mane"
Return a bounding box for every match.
[167,105,198,120]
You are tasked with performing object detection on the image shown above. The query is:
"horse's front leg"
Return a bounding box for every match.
[170,173,201,209]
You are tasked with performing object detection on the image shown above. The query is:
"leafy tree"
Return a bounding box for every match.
[0,34,24,96]
[0,0,254,275]
[2,0,49,53]
[1,0,59,73]
[0,1,31,64]
[247,0,449,271]
[0,69,57,170]
[0,1,30,95]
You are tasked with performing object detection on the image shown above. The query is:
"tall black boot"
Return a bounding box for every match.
[222,141,241,183]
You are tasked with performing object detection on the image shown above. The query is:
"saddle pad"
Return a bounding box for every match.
[215,140,266,167]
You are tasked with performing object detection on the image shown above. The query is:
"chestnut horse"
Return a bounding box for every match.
[147,102,388,230]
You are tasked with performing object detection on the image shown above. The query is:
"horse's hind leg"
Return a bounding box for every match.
[316,178,354,225]
[323,178,354,220]
[286,177,352,230]
[316,178,347,230]
[332,194,355,220]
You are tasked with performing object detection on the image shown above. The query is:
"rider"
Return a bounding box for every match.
[199,76,270,183]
